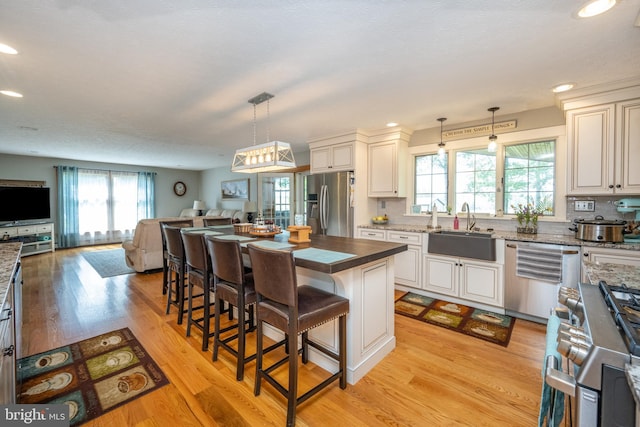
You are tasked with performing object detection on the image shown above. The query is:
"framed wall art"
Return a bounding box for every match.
[221,179,249,200]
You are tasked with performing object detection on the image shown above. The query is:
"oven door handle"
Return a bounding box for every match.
[545,355,576,397]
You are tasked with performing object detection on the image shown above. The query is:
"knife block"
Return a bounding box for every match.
[287,225,312,243]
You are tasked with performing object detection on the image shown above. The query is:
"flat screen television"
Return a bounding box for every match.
[0,186,51,222]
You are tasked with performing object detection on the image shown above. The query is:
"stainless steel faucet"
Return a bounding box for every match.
[461,202,476,231]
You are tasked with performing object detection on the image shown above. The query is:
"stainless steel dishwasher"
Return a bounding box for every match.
[505,241,580,323]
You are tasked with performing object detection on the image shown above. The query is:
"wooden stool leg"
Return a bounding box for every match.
[254,319,264,396]
[212,296,222,361]
[339,314,347,389]
[286,325,298,427]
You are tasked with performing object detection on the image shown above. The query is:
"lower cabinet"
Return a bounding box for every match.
[358,228,422,289]
[423,253,504,308]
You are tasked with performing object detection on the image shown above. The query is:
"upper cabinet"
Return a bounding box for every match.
[367,127,413,198]
[308,131,369,174]
[561,80,640,195]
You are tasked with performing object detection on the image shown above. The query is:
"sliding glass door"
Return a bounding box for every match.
[257,173,294,229]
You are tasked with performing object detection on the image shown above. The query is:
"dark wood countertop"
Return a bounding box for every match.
[186,226,408,274]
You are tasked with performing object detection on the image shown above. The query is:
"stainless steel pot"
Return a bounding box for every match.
[569,216,627,242]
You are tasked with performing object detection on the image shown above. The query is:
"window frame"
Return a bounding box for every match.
[407,125,567,222]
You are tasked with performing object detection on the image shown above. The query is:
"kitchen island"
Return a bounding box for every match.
[186,227,408,384]
[0,242,21,404]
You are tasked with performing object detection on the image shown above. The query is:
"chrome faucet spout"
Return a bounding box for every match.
[461,202,471,230]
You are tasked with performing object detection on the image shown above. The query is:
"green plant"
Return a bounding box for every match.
[511,200,551,228]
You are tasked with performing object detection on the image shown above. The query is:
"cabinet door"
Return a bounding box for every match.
[368,141,398,197]
[460,260,503,307]
[310,147,332,173]
[584,247,640,266]
[330,143,354,172]
[394,245,421,288]
[566,104,615,194]
[616,100,640,194]
[423,255,458,297]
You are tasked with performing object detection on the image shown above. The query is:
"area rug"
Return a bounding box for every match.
[82,248,135,278]
[395,292,515,347]
[17,328,169,426]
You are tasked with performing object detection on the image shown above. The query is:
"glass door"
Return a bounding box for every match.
[257,173,294,229]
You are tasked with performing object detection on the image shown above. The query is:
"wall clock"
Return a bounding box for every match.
[173,181,187,196]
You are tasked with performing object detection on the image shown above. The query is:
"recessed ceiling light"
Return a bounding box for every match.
[577,0,617,18]
[386,122,398,127]
[552,83,575,93]
[1,90,23,98]
[0,43,18,55]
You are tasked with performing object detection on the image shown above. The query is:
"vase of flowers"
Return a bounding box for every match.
[512,201,550,234]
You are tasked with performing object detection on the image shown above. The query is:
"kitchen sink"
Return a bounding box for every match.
[428,230,496,261]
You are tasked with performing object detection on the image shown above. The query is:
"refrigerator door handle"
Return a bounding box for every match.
[320,184,328,233]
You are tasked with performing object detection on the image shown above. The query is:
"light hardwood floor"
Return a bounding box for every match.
[18,245,547,426]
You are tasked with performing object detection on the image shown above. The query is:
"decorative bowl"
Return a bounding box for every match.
[372,219,389,225]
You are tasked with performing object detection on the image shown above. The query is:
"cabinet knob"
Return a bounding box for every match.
[583,252,589,257]
[609,184,614,189]
[616,184,622,188]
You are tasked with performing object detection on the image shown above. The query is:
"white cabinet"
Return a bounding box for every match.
[358,228,423,289]
[310,142,354,173]
[387,231,422,289]
[1,223,55,256]
[424,254,504,307]
[423,236,505,309]
[366,126,412,198]
[566,98,640,195]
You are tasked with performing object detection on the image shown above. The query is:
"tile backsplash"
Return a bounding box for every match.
[374,195,640,236]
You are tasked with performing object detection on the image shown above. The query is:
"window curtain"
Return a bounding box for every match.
[56,165,80,248]
[137,171,155,219]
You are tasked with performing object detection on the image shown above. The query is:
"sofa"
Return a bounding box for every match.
[122,208,247,272]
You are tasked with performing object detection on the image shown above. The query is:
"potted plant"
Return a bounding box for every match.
[511,200,551,234]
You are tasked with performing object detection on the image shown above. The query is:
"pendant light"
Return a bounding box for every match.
[487,106,499,152]
[231,92,296,173]
[437,117,447,157]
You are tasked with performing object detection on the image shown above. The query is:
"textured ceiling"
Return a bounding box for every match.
[0,0,639,170]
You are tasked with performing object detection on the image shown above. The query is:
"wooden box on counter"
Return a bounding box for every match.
[287,225,312,243]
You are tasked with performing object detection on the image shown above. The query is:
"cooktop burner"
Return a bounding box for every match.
[600,281,640,357]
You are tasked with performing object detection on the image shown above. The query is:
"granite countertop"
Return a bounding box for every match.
[0,242,22,307]
[359,223,640,251]
[583,261,640,287]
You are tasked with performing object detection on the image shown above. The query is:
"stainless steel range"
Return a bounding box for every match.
[545,282,637,427]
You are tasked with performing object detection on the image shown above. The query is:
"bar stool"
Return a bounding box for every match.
[247,244,349,427]
[159,220,193,295]
[161,224,189,324]
[181,230,221,351]
[206,235,257,380]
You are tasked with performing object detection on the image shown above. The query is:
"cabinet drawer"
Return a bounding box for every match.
[0,228,17,238]
[18,224,52,234]
[358,229,387,241]
[387,231,422,245]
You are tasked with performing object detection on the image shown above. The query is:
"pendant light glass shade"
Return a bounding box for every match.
[231,92,297,173]
[437,117,447,157]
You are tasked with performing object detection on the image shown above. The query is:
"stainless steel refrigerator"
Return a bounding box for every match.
[306,171,354,237]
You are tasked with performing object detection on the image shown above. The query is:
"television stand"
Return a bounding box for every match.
[0,222,55,256]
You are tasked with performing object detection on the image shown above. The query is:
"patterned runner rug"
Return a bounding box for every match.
[17,328,169,425]
[395,292,516,346]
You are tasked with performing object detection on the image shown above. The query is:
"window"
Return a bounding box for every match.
[504,140,555,214]
[56,166,155,248]
[415,153,447,212]
[455,149,496,214]
[412,138,556,218]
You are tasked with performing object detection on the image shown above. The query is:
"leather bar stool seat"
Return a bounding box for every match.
[247,243,349,427]
[206,235,258,380]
